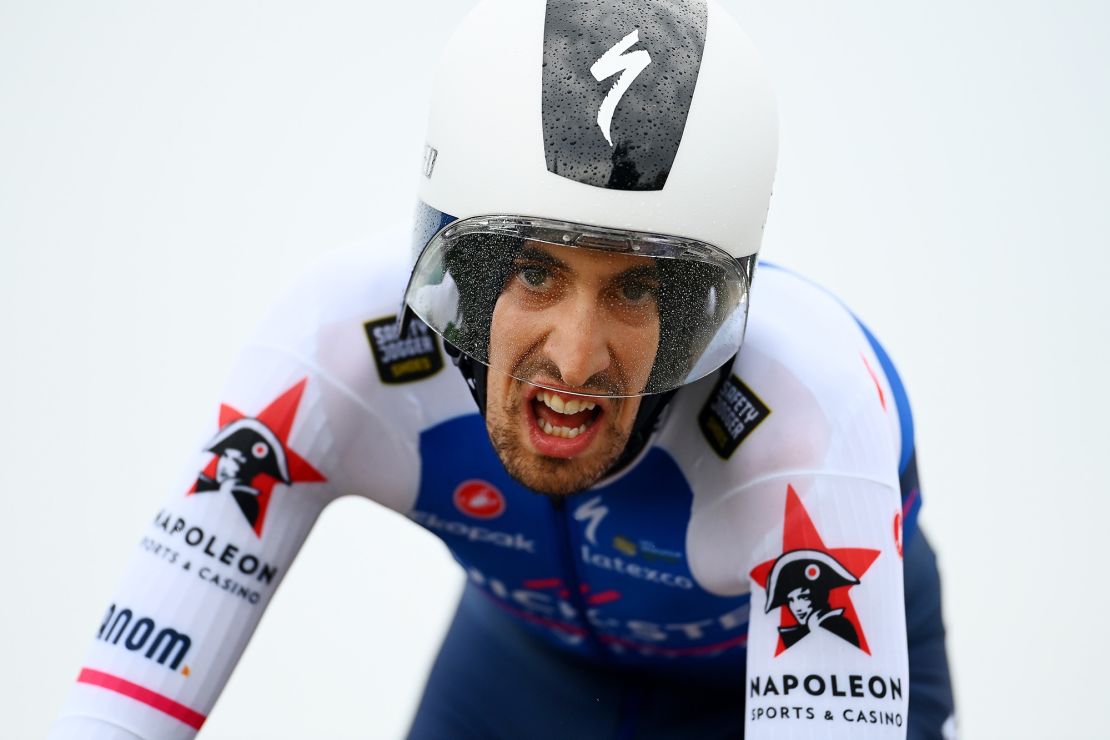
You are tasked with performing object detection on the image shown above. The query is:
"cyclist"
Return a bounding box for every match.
[50,0,955,737]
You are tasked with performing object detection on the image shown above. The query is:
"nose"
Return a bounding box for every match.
[543,295,610,388]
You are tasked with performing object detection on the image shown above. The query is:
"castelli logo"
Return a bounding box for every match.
[453,480,506,519]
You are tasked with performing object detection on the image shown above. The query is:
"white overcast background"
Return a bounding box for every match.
[2,1,1108,738]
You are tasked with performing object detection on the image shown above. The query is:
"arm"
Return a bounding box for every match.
[48,346,340,740]
[742,473,908,739]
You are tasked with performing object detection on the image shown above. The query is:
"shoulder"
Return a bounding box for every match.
[742,263,888,423]
[662,263,905,484]
[235,225,474,507]
[662,266,909,595]
[249,225,414,352]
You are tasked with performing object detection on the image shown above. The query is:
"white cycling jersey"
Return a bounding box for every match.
[50,228,916,739]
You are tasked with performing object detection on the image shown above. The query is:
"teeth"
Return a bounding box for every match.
[538,391,597,415]
[539,422,590,439]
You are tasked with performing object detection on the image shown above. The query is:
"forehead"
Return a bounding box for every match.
[520,239,657,277]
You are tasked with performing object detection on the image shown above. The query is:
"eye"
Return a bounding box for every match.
[620,281,650,302]
[615,276,658,306]
[513,263,554,293]
[521,267,549,287]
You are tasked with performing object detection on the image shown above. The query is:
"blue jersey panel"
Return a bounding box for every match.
[415,414,751,676]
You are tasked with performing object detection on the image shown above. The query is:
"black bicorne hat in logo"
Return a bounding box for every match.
[195,418,291,528]
[765,549,859,613]
[542,0,708,191]
[204,419,291,485]
[765,549,863,650]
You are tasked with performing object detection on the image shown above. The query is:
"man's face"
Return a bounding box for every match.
[485,241,661,495]
[788,587,815,625]
[216,448,247,483]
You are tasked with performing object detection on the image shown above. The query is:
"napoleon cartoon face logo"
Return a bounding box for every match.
[751,485,880,655]
[188,379,325,537]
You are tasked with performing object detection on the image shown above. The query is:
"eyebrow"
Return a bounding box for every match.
[617,264,661,282]
[516,245,660,282]
[516,245,569,270]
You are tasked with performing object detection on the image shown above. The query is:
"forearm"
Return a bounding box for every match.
[50,354,337,738]
[743,476,909,739]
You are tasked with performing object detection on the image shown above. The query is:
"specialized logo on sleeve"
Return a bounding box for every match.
[188,378,326,537]
[364,314,444,384]
[454,480,506,519]
[698,374,770,459]
[750,485,880,656]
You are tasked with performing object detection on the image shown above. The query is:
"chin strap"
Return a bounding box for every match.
[444,340,737,481]
[444,340,489,416]
[599,353,736,477]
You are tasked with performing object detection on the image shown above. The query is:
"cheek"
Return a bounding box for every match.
[612,396,643,436]
[485,369,515,415]
[615,320,660,387]
[489,299,540,369]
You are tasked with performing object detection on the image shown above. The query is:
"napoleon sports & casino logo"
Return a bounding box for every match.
[187,379,326,537]
[746,485,906,730]
[750,485,879,655]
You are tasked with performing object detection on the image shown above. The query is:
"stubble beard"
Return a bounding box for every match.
[486,385,632,496]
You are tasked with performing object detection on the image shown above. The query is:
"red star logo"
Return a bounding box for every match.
[188,379,326,537]
[750,485,880,656]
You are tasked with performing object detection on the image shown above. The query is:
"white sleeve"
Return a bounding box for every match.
[742,472,909,739]
[47,234,424,738]
[48,343,342,740]
[48,716,144,740]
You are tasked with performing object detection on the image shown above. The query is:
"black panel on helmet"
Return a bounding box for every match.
[542,0,708,191]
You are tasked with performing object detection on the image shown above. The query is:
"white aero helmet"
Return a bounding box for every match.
[404,0,778,397]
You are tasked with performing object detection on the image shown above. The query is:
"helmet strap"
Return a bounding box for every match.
[443,340,489,416]
[600,386,678,478]
[599,352,735,479]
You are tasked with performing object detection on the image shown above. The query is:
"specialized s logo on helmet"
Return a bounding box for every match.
[590,29,650,147]
[541,0,707,190]
[188,379,326,537]
[750,486,880,655]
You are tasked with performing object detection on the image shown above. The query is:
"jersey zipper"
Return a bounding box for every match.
[551,496,644,738]
[549,496,608,661]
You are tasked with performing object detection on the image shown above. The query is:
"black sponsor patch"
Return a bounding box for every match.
[364,315,443,384]
[698,374,770,459]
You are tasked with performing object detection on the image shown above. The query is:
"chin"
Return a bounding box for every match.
[484,375,640,496]
[487,419,628,496]
[503,456,607,496]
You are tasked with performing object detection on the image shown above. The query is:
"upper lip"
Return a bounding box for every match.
[524,379,610,411]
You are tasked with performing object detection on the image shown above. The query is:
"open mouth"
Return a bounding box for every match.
[525,386,607,458]
[532,390,602,438]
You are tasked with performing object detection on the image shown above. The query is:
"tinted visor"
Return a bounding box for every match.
[404,215,751,397]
